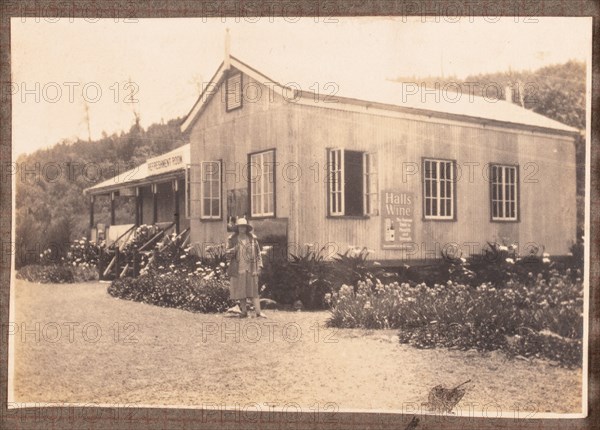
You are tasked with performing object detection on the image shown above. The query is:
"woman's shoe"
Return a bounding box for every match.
[256,312,267,318]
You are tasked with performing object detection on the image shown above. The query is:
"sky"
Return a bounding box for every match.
[11,16,592,156]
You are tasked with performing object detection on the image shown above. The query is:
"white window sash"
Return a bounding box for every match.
[363,152,378,216]
[491,165,518,221]
[424,159,454,220]
[328,148,344,216]
[200,161,221,219]
[250,151,275,217]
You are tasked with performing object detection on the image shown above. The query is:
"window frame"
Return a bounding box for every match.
[363,151,379,216]
[326,148,379,218]
[225,72,243,112]
[422,157,457,221]
[489,163,520,222]
[327,148,345,217]
[248,149,276,219]
[200,160,223,221]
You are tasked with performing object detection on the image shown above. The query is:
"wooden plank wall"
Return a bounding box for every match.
[187,71,577,260]
[188,72,297,252]
[291,104,576,260]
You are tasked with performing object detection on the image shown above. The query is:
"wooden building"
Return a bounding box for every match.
[180,52,578,263]
[86,50,579,263]
[84,144,190,244]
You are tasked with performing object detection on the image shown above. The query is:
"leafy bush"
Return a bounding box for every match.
[17,236,101,283]
[260,245,333,309]
[70,265,100,282]
[18,264,75,283]
[260,245,398,310]
[331,247,377,289]
[17,263,99,283]
[108,271,234,313]
[144,236,229,280]
[66,237,100,268]
[401,241,584,288]
[326,270,583,367]
[197,243,229,279]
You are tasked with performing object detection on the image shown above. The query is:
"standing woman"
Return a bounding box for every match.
[226,218,266,318]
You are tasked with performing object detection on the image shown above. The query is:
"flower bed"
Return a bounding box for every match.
[326,270,583,367]
[17,238,100,283]
[108,271,234,313]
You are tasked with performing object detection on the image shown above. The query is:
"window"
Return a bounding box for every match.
[490,164,518,221]
[327,148,378,217]
[200,161,222,219]
[225,72,242,111]
[249,150,275,217]
[423,158,455,220]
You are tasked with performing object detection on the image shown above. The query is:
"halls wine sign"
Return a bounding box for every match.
[381,190,414,249]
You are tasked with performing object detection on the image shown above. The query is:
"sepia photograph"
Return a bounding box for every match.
[5,8,593,427]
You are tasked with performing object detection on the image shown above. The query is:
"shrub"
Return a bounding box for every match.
[66,237,100,268]
[260,244,333,309]
[108,271,234,313]
[259,245,398,309]
[17,236,102,284]
[326,270,583,367]
[18,264,75,283]
[199,243,229,279]
[17,263,99,283]
[400,241,583,288]
[331,247,378,290]
[71,265,100,282]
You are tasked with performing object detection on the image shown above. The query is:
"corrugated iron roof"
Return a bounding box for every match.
[229,54,579,134]
[84,144,190,194]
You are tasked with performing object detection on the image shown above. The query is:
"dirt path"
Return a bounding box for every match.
[11,280,583,416]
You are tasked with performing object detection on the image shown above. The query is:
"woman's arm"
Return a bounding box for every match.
[255,239,263,270]
[225,234,236,262]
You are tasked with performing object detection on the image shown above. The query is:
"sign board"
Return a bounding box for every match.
[147,149,185,174]
[119,187,136,197]
[381,190,414,249]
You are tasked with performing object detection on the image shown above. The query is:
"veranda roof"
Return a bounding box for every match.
[83,143,190,195]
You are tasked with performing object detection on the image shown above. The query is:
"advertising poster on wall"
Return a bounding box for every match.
[381,190,414,249]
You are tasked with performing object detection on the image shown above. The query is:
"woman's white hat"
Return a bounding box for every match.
[233,217,253,232]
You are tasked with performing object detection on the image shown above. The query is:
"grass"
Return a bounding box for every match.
[11,279,583,414]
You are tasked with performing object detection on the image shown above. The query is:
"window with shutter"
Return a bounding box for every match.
[327,148,379,217]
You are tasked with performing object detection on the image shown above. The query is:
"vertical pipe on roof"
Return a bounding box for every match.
[224,28,231,70]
